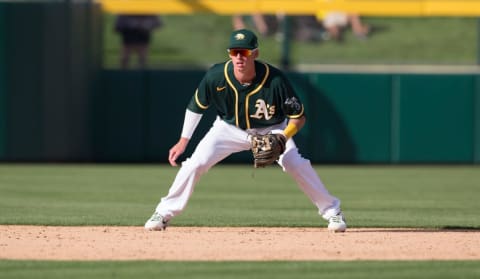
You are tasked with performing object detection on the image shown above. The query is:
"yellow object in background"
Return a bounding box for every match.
[100,0,480,17]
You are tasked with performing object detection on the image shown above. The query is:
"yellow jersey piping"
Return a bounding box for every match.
[288,104,305,119]
[194,88,209,110]
[224,61,239,127]
[224,61,271,129]
[244,62,269,129]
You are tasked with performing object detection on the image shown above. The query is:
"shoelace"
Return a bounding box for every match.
[330,214,343,223]
[150,213,163,222]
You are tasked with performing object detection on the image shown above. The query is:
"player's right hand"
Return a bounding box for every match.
[168,138,189,166]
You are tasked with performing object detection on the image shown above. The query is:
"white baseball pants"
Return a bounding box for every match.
[154,117,341,221]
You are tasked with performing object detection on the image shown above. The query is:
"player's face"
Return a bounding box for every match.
[228,48,258,71]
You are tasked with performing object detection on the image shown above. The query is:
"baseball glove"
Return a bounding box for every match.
[250,133,287,168]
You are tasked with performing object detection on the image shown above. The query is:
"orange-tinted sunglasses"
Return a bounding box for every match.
[228,49,254,57]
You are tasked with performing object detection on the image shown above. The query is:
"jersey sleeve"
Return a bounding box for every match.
[187,75,210,114]
[279,74,305,119]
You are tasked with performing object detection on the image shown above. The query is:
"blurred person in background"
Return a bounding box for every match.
[289,15,325,42]
[317,11,370,42]
[233,14,325,43]
[115,15,162,69]
[232,13,278,36]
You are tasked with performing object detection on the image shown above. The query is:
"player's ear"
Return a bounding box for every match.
[253,48,259,59]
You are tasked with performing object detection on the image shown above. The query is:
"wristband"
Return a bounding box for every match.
[283,122,298,139]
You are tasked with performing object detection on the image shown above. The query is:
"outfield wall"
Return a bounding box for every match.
[0,1,102,161]
[2,68,479,164]
[0,5,6,159]
[90,70,480,164]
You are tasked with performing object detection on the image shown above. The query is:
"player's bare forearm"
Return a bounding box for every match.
[168,137,189,166]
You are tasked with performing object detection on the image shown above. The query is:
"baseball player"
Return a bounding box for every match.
[145,29,347,232]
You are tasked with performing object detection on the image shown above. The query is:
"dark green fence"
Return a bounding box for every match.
[90,70,480,164]
[2,65,480,163]
[0,1,102,161]
[0,4,6,159]
[301,73,480,163]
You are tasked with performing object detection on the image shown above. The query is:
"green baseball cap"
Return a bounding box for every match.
[228,29,258,49]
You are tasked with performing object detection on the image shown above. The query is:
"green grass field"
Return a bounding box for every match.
[1,260,479,279]
[103,15,478,68]
[1,164,479,228]
[1,164,479,278]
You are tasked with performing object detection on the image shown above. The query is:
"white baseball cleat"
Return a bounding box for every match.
[327,212,347,233]
[144,212,169,231]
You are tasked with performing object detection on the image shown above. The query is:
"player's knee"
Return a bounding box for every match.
[182,158,211,175]
[279,148,309,172]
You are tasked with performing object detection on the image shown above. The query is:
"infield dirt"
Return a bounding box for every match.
[1,226,479,261]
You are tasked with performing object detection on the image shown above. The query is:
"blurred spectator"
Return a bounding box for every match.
[115,15,162,69]
[232,14,278,36]
[289,15,325,42]
[319,11,370,42]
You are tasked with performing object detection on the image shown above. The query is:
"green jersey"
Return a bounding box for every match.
[187,60,304,130]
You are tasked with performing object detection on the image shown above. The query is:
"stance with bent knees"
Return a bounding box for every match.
[145,29,347,233]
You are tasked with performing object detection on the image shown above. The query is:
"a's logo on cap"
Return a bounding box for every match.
[235,33,245,40]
